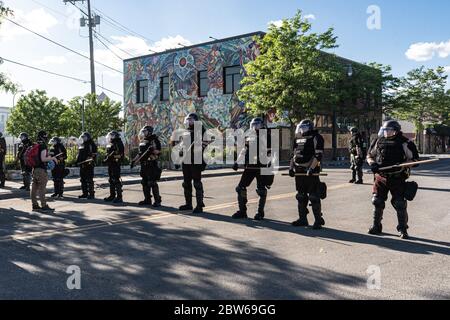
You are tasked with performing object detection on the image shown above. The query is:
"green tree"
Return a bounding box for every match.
[0,1,18,93]
[238,10,340,125]
[62,94,124,139]
[6,90,68,138]
[391,66,448,138]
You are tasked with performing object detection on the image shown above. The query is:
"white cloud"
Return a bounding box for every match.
[305,14,316,20]
[0,8,59,41]
[405,40,450,62]
[268,20,284,28]
[149,35,192,52]
[33,56,68,66]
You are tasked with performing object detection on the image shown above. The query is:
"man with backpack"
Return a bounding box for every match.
[17,132,33,191]
[29,130,57,212]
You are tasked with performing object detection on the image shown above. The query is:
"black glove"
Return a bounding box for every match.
[174,164,181,170]
[306,168,314,176]
[289,169,296,178]
[370,163,380,174]
[233,163,239,171]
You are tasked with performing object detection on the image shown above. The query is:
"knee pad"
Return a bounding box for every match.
[256,187,267,198]
[296,193,308,203]
[309,194,320,204]
[392,199,407,210]
[193,181,203,190]
[235,186,247,198]
[182,182,192,190]
[372,195,386,209]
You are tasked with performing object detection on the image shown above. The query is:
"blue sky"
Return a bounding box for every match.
[1,0,449,107]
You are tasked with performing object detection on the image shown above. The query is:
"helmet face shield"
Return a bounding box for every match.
[138,129,147,141]
[49,138,57,146]
[381,127,397,138]
[184,117,195,128]
[250,118,264,131]
[296,124,311,136]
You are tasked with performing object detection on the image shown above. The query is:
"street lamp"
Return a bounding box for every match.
[332,64,354,161]
[12,90,25,108]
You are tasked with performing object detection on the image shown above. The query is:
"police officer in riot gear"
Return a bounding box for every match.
[49,137,67,199]
[289,120,326,229]
[348,127,364,184]
[176,113,208,214]
[134,126,162,207]
[103,131,125,204]
[232,117,275,221]
[367,120,420,239]
[76,132,98,199]
[17,132,33,191]
[0,132,6,188]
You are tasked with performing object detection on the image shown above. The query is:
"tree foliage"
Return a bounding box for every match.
[390,66,449,133]
[6,92,125,140]
[238,10,340,125]
[62,93,125,139]
[6,90,67,138]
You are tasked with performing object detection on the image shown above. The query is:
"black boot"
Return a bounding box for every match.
[311,197,325,230]
[397,209,409,240]
[193,181,205,214]
[368,207,384,235]
[104,185,116,202]
[78,182,88,199]
[152,183,162,208]
[139,185,152,206]
[254,188,267,221]
[87,181,95,199]
[179,182,193,211]
[293,194,309,226]
[349,171,356,184]
[113,183,123,204]
[233,186,248,219]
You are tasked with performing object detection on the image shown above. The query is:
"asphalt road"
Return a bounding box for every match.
[0,157,449,300]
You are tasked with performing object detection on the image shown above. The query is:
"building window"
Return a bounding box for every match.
[224,66,242,94]
[136,80,148,104]
[198,70,209,97]
[160,76,170,101]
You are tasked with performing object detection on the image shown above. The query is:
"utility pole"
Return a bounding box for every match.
[63,0,100,95]
[81,99,85,132]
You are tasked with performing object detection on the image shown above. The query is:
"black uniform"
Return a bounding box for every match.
[76,140,98,198]
[49,142,67,197]
[0,136,6,188]
[17,138,33,190]
[349,132,364,183]
[104,138,125,202]
[367,133,419,236]
[290,130,326,229]
[139,135,162,206]
[233,130,274,220]
[179,127,207,212]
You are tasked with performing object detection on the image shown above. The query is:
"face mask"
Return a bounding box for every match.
[139,130,147,141]
[184,118,195,128]
[380,128,396,138]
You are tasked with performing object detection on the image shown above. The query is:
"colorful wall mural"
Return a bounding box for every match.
[123,32,263,147]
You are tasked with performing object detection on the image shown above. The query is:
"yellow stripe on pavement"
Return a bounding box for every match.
[0,182,354,242]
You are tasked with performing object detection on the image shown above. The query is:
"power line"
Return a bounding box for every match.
[4,17,123,74]
[0,57,123,97]
[94,33,124,61]
[30,0,70,18]
[92,6,156,44]
[93,29,134,58]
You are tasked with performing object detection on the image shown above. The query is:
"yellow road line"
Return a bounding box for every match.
[0,182,354,242]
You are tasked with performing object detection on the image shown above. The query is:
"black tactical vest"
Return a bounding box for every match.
[139,137,159,163]
[294,134,316,164]
[375,135,408,167]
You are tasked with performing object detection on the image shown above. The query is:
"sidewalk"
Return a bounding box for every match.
[0,167,249,200]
